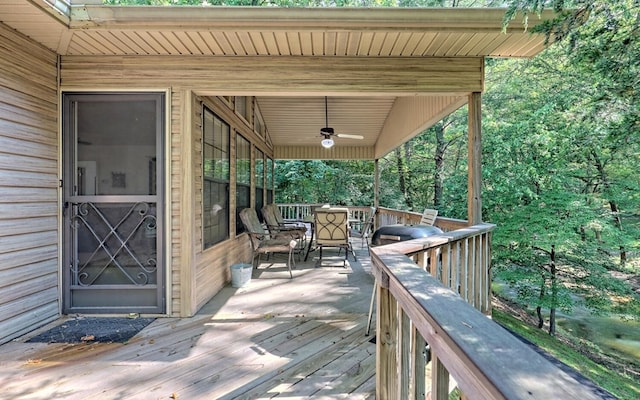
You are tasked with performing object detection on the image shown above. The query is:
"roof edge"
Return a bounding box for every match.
[70,6,557,32]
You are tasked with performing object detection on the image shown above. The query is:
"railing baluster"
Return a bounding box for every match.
[429,247,438,278]
[412,328,427,400]
[475,234,482,311]
[431,355,450,400]
[452,240,461,295]
[415,251,427,270]
[442,243,451,288]
[466,236,472,306]
[400,310,411,399]
[460,237,467,300]
[377,275,398,400]
[484,233,492,314]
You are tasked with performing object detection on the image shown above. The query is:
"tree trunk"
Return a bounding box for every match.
[403,143,415,209]
[536,306,544,329]
[549,244,557,336]
[536,283,545,329]
[433,121,445,208]
[395,147,412,209]
[608,200,626,264]
[591,149,626,263]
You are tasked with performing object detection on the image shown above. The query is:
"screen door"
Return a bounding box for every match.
[62,93,165,313]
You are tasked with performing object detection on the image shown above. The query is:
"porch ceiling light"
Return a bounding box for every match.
[321,137,334,148]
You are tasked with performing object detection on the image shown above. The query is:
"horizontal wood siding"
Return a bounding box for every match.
[60,56,484,94]
[0,22,59,345]
[193,96,253,312]
[195,235,252,310]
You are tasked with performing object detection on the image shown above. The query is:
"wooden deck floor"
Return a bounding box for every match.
[0,245,376,399]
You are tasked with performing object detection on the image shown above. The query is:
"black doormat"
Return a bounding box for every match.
[27,316,155,344]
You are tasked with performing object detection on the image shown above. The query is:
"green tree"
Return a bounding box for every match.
[483,46,640,324]
[274,160,374,206]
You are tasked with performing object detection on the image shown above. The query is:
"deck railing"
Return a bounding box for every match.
[278,204,463,231]
[370,226,601,400]
[277,203,374,225]
[278,203,598,398]
[376,206,469,233]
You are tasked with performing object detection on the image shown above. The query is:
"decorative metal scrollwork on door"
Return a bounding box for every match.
[70,202,157,287]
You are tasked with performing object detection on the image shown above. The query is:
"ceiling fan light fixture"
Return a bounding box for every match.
[321,137,335,148]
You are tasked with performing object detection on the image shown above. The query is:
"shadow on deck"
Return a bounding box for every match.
[0,244,376,399]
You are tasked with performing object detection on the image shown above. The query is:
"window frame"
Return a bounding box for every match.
[267,157,274,205]
[255,148,265,220]
[236,134,251,234]
[202,106,230,249]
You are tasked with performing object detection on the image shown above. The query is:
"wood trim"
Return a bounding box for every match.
[74,6,556,33]
[179,89,195,317]
[60,56,484,95]
[375,95,469,159]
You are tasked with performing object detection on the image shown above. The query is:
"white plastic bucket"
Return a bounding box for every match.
[231,263,252,288]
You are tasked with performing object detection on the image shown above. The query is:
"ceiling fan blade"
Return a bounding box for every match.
[336,134,364,140]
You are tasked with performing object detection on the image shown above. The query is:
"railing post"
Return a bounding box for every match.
[376,271,398,400]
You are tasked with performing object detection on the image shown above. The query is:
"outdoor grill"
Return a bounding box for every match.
[371,224,444,246]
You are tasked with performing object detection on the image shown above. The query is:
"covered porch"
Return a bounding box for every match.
[0,207,602,399]
[0,2,604,398]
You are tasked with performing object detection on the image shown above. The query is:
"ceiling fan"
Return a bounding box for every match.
[320,97,364,148]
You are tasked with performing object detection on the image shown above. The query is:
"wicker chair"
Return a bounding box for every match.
[239,208,297,279]
[261,204,307,253]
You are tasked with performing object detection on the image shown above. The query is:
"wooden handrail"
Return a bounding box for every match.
[276,203,374,225]
[376,206,469,232]
[370,228,601,400]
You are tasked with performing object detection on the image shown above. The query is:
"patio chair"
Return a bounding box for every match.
[350,207,376,252]
[420,208,438,226]
[261,204,307,251]
[314,207,356,267]
[239,208,297,279]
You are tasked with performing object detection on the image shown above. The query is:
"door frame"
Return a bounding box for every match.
[60,90,170,315]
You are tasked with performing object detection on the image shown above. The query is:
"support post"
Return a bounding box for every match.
[467,92,482,225]
[180,89,196,316]
[374,158,380,229]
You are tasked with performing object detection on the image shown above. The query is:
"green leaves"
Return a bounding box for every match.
[274,160,374,206]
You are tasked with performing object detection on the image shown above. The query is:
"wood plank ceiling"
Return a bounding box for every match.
[0,3,556,159]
